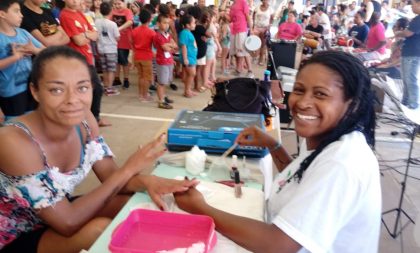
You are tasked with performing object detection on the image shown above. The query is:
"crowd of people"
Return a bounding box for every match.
[0,0,419,119]
[0,0,419,252]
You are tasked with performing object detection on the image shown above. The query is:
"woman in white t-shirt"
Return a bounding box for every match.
[175,51,381,253]
[252,0,273,65]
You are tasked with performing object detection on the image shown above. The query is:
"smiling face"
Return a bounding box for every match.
[31,56,93,126]
[288,64,351,150]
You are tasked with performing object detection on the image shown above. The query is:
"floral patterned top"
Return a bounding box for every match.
[0,121,114,249]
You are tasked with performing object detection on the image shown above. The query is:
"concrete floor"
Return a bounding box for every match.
[75,63,420,253]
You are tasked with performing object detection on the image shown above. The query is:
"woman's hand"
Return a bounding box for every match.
[235,126,278,149]
[174,187,208,214]
[122,134,167,176]
[145,176,199,210]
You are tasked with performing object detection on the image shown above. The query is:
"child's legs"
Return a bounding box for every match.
[156,65,173,101]
[195,58,206,89]
[258,28,268,63]
[135,61,144,96]
[195,65,204,89]
[204,57,214,84]
[103,53,118,87]
[137,61,153,97]
[117,49,130,79]
[184,65,196,95]
[221,47,229,71]
[208,58,216,81]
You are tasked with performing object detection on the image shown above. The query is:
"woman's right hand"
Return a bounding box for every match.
[122,133,167,175]
[235,126,278,149]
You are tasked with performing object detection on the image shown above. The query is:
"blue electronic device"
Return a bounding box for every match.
[167,110,269,157]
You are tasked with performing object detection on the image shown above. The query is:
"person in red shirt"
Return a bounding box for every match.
[132,9,155,101]
[111,0,133,88]
[60,0,110,127]
[153,14,178,109]
[275,11,302,40]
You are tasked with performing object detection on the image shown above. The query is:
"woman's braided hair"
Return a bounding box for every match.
[293,50,376,182]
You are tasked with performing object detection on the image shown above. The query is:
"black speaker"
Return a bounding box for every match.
[270,41,297,69]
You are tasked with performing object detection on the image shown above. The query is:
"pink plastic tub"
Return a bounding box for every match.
[109,209,217,253]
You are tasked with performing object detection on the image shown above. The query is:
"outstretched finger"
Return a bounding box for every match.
[140,134,166,157]
[150,193,168,211]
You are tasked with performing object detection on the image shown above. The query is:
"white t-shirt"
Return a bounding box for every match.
[95,18,120,54]
[318,12,332,39]
[267,131,381,253]
[254,5,273,28]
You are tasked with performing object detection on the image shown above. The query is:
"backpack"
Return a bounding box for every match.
[203,78,275,126]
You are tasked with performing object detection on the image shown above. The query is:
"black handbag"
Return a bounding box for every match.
[203,78,274,125]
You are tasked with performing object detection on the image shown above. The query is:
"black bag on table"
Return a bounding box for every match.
[203,78,275,126]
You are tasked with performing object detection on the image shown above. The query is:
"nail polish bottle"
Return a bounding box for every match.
[234,170,242,198]
[230,155,238,179]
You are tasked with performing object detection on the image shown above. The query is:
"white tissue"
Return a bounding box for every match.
[185,146,207,175]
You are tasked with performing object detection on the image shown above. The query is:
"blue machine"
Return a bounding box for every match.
[167,110,268,157]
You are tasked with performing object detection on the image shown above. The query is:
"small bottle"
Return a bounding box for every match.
[264,70,271,82]
[234,170,242,198]
[230,155,238,179]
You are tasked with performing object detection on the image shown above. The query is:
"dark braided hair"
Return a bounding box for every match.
[293,51,376,182]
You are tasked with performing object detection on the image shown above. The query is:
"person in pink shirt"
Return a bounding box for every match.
[276,11,302,40]
[229,0,253,77]
[355,12,386,63]
[365,12,386,54]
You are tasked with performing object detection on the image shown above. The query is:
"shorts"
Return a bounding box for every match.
[99,53,118,72]
[0,90,37,119]
[197,56,206,65]
[117,48,130,66]
[230,32,250,57]
[0,227,48,253]
[156,64,174,85]
[135,60,153,82]
[0,195,78,253]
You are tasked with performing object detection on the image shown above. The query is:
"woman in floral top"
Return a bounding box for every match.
[0,46,198,253]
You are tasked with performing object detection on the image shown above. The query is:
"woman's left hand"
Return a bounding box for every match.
[145,176,199,210]
[174,187,207,214]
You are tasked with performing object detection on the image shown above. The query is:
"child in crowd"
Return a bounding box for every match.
[132,9,155,102]
[219,14,231,75]
[92,0,103,19]
[0,0,43,120]
[178,14,197,98]
[192,8,209,93]
[95,2,120,96]
[153,14,178,109]
[168,3,178,43]
[111,0,133,89]
[130,1,141,28]
[205,9,221,85]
